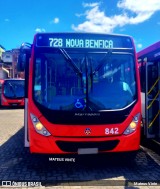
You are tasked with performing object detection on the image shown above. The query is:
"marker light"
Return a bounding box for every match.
[30,113,51,136]
[123,113,140,135]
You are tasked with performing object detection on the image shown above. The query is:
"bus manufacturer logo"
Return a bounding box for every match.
[85,128,91,135]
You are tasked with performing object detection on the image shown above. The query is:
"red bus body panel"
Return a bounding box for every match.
[28,101,141,154]
[1,93,24,106]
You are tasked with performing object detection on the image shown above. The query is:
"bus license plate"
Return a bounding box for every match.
[78,148,98,154]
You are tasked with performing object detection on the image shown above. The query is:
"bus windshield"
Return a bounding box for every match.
[33,48,137,112]
[4,80,25,98]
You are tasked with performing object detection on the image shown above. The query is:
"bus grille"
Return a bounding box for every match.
[56,140,119,152]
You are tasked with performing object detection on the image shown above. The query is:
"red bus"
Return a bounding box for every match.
[137,41,160,139]
[0,78,25,107]
[18,33,141,155]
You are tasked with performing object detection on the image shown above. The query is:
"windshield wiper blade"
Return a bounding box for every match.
[9,83,17,97]
[59,48,82,76]
[92,51,112,75]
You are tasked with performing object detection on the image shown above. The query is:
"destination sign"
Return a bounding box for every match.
[36,33,133,49]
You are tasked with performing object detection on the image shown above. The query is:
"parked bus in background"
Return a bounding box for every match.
[0,67,9,106]
[137,41,160,139]
[0,78,25,107]
[18,32,141,155]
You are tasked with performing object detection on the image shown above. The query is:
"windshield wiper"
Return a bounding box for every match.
[59,48,82,77]
[92,51,112,75]
[8,83,17,97]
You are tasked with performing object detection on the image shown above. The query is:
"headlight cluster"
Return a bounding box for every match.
[2,96,7,102]
[30,113,51,136]
[123,113,140,135]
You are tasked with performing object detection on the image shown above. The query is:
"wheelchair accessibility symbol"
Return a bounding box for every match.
[75,99,84,109]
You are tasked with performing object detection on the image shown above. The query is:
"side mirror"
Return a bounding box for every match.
[17,53,26,72]
[17,43,32,72]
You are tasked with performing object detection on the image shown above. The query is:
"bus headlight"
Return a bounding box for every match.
[30,113,51,136]
[2,96,7,102]
[123,113,140,135]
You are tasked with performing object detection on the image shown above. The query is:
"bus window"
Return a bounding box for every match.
[139,62,146,93]
[90,54,136,110]
[4,80,25,98]
[33,51,136,111]
[147,64,158,98]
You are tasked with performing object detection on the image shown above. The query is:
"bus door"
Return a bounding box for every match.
[145,61,160,138]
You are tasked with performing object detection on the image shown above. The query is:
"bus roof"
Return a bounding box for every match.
[137,41,160,61]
